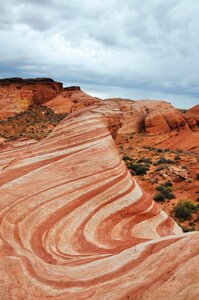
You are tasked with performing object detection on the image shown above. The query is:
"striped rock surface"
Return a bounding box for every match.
[0,102,199,300]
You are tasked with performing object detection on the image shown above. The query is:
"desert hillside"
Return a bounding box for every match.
[0,78,199,299]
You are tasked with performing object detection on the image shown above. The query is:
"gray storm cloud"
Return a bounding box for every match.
[0,0,199,108]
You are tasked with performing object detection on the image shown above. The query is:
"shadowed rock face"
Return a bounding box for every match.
[185,104,199,130]
[0,77,59,86]
[0,102,199,299]
[63,86,81,91]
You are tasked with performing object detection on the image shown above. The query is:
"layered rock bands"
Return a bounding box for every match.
[0,102,199,299]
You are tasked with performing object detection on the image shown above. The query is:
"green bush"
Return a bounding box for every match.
[154,157,175,165]
[174,200,197,221]
[153,193,165,202]
[180,200,198,212]
[137,157,152,164]
[156,185,175,200]
[156,148,163,153]
[174,155,181,161]
[129,163,149,175]
[174,205,192,220]
[164,181,173,188]
[122,155,132,162]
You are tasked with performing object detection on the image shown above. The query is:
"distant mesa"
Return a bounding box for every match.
[0,77,61,86]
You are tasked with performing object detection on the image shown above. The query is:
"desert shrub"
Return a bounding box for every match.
[174,205,192,220]
[153,193,165,202]
[153,157,175,165]
[122,155,132,161]
[137,157,152,164]
[166,158,175,164]
[196,173,199,180]
[129,163,149,175]
[164,181,173,187]
[156,184,175,200]
[174,155,181,161]
[174,200,197,221]
[180,200,198,212]
[156,148,163,153]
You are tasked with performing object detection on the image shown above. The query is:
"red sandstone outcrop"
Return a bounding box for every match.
[104,99,189,134]
[184,104,199,130]
[0,78,63,119]
[0,78,100,119]
[44,87,101,114]
[0,102,198,299]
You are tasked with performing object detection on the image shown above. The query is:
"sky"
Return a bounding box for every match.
[0,0,199,108]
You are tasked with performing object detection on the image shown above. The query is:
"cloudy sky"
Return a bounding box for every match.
[0,0,199,108]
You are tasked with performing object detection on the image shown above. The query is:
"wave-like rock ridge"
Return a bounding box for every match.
[0,102,199,299]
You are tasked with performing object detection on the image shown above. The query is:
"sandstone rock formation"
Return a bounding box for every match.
[104,99,189,135]
[185,104,199,130]
[0,78,63,119]
[0,78,100,119]
[104,98,199,153]
[0,102,199,299]
[44,86,100,114]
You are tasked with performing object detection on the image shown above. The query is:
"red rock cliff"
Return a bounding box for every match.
[0,77,63,119]
[0,78,100,119]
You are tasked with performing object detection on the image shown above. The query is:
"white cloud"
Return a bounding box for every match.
[0,0,199,108]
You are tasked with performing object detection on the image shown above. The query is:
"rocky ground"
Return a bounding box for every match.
[0,106,67,141]
[116,134,199,231]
